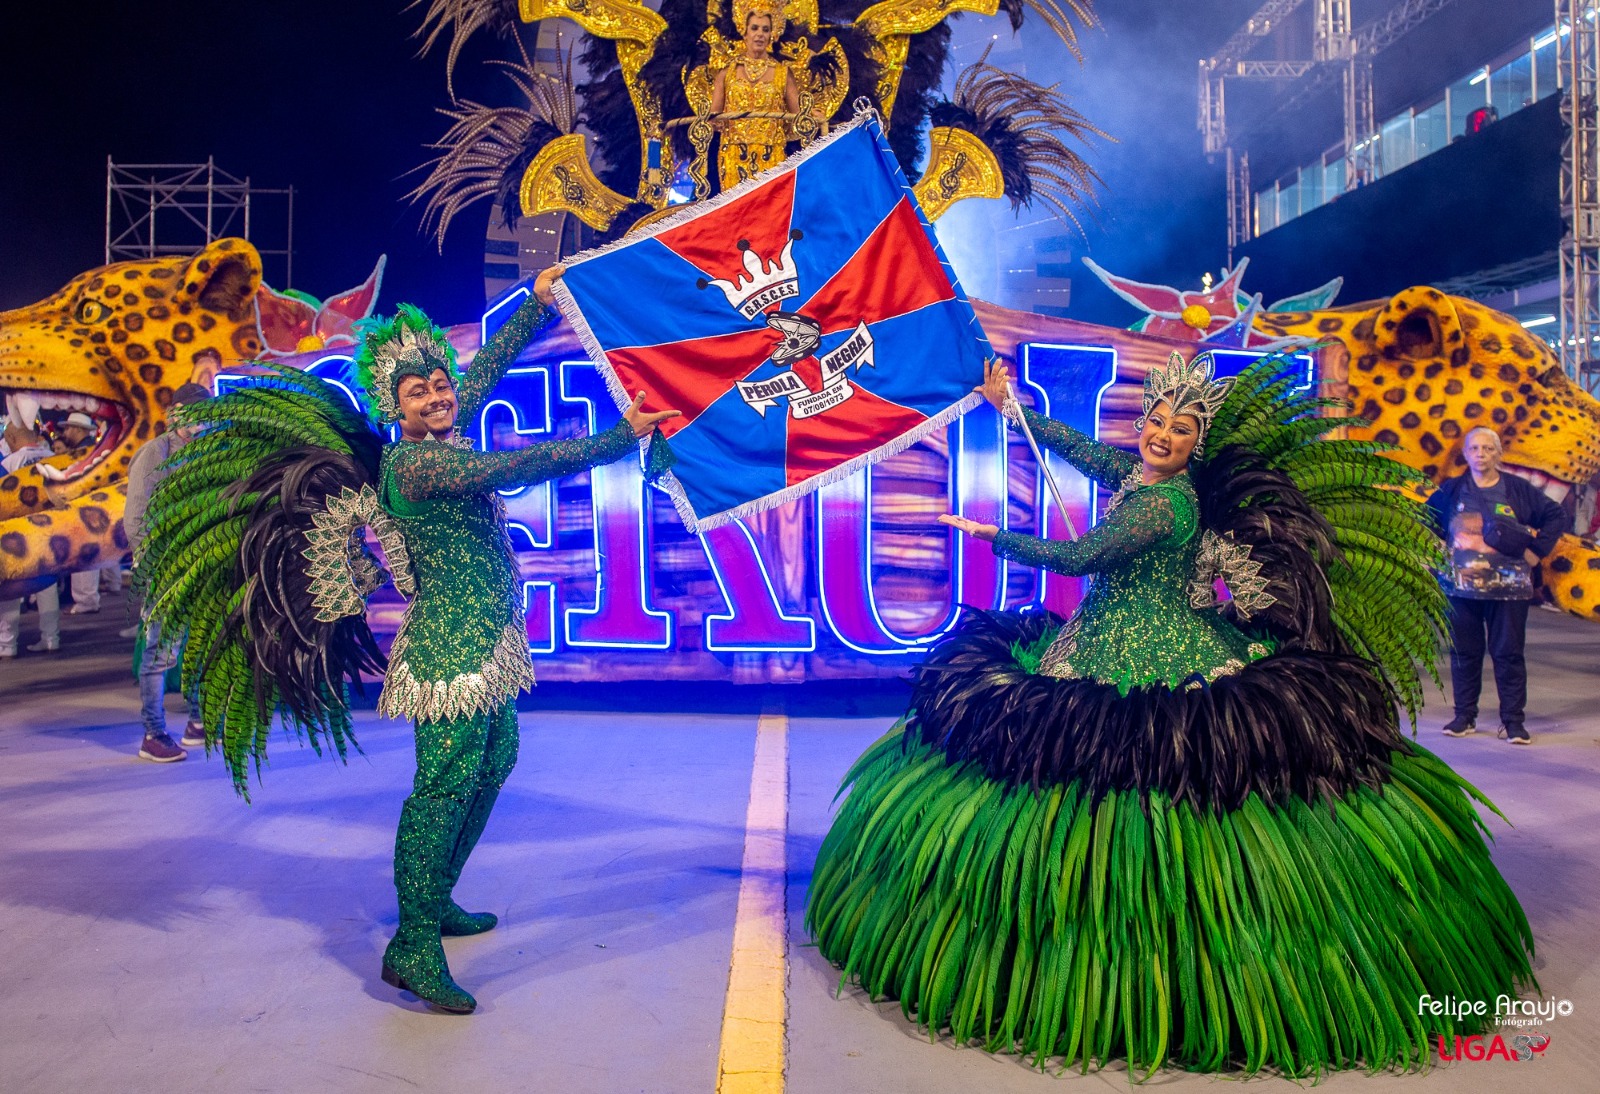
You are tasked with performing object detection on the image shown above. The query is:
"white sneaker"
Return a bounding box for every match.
[27,637,61,653]
[68,604,100,615]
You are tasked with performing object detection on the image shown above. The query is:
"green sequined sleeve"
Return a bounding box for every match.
[1019,406,1139,489]
[455,293,556,421]
[992,485,1188,577]
[391,421,636,503]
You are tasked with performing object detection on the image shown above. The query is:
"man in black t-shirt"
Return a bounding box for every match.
[1426,428,1570,744]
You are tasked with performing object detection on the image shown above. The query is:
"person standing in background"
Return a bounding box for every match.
[1428,427,1570,745]
[123,384,211,762]
[0,409,60,656]
[1,410,51,473]
[55,411,122,613]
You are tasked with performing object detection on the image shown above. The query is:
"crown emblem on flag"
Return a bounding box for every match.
[703,233,802,319]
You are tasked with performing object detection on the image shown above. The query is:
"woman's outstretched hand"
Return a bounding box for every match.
[533,264,567,305]
[939,513,999,542]
[623,391,681,438]
[977,358,1011,413]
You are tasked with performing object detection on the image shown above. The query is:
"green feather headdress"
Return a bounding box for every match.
[351,303,458,425]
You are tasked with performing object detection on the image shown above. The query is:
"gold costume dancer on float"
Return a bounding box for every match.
[710,0,800,190]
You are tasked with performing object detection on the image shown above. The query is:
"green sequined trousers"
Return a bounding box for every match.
[374,293,636,1010]
[417,703,516,936]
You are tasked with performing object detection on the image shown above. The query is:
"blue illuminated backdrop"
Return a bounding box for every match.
[215,292,1315,680]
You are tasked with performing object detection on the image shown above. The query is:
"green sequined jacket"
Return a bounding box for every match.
[376,296,636,723]
[993,408,1267,692]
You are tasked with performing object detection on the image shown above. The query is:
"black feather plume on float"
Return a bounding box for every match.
[907,609,1408,812]
[928,54,1106,227]
[408,42,576,247]
[888,24,953,183]
[490,117,567,232]
[812,9,884,122]
[577,40,640,200]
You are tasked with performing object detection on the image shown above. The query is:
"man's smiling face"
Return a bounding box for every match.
[397,369,459,441]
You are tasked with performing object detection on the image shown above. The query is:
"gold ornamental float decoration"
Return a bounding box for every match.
[519,134,634,230]
[410,0,1102,240]
[913,126,1006,220]
[856,0,1000,121]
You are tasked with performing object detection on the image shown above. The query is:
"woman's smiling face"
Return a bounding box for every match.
[1139,400,1200,478]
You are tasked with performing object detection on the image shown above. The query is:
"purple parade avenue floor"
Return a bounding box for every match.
[1,590,1596,1093]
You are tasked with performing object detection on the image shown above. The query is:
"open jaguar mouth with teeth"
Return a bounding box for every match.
[3,388,134,484]
[1500,462,1574,505]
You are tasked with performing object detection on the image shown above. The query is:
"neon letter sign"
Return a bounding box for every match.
[216,317,1310,662]
[559,362,674,649]
[1013,344,1118,618]
[700,520,816,651]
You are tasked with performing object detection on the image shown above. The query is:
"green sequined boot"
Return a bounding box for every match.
[439,785,500,937]
[381,796,477,1013]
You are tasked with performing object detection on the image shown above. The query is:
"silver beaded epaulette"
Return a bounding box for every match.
[302,484,416,622]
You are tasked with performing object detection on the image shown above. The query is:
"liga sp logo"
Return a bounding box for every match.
[1437,1033,1550,1062]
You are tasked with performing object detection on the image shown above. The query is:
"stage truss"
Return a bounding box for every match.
[1558,0,1600,394]
[105,158,295,288]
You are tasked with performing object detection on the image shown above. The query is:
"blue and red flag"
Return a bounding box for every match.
[552,113,991,531]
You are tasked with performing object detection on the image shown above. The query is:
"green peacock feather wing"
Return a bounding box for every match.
[133,363,390,799]
[1203,355,1446,723]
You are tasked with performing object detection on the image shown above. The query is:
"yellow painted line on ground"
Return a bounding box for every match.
[715,700,789,1094]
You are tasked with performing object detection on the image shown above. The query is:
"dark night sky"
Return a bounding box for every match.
[2,0,501,324]
[1,1,1263,328]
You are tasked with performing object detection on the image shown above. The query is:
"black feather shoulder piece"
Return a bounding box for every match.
[1187,443,1341,651]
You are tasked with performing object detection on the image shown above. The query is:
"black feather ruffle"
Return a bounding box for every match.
[494,117,567,232]
[908,609,1409,812]
[1190,443,1343,652]
[886,24,952,182]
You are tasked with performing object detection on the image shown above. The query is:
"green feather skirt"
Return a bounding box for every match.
[805,728,1535,1076]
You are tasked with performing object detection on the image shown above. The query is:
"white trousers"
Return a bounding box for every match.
[70,569,102,611]
[0,584,61,652]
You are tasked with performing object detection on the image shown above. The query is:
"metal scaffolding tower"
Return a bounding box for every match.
[1199,0,1460,259]
[105,158,295,287]
[1558,0,1600,393]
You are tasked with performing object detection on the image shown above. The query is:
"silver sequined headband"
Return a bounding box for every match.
[368,324,454,423]
[1136,351,1233,454]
